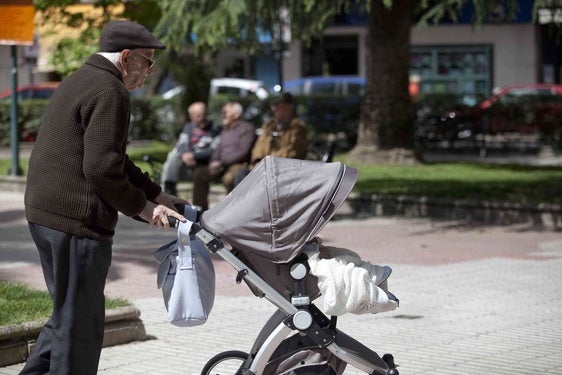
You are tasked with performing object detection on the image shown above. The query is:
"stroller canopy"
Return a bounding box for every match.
[200,156,358,263]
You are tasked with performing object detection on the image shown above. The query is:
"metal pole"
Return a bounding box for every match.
[277,43,284,92]
[276,4,284,92]
[9,45,23,176]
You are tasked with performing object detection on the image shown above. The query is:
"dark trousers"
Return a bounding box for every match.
[20,223,112,375]
[192,163,245,211]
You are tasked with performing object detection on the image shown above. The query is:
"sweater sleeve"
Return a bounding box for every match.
[82,89,150,217]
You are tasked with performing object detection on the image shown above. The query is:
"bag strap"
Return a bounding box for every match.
[176,205,198,270]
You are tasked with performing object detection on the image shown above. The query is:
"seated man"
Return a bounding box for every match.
[161,102,220,195]
[192,102,256,211]
[234,92,308,186]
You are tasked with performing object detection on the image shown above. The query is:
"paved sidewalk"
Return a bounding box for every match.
[1,191,562,374]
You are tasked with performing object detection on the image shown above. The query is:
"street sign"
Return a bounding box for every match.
[0,0,35,46]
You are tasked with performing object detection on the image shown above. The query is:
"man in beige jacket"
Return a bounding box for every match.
[234,93,308,186]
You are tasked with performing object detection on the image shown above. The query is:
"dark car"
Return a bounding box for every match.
[415,84,562,151]
[0,82,59,101]
[283,76,365,96]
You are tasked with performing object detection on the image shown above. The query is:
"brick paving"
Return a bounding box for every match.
[1,191,562,374]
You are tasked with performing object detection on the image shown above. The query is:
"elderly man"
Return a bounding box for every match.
[192,101,256,211]
[22,20,187,375]
[160,102,220,195]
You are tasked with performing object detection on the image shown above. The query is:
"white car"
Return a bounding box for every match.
[161,78,271,101]
[209,78,270,100]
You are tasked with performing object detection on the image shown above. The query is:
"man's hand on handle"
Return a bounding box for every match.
[140,200,186,229]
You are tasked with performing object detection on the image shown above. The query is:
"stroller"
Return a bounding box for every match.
[186,156,399,374]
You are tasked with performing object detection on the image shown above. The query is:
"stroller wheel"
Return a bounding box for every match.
[201,350,249,375]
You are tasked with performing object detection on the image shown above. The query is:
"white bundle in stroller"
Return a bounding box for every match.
[304,239,398,316]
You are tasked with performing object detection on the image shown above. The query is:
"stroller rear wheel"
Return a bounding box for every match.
[201,350,249,375]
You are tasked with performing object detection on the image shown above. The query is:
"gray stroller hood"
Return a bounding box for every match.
[200,156,358,263]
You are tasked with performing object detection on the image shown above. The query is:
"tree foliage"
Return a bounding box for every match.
[50,28,100,78]
[34,0,122,78]
[154,0,350,54]
[34,0,548,160]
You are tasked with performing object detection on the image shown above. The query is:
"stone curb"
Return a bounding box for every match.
[0,176,26,193]
[343,193,562,229]
[2,176,561,229]
[0,305,147,367]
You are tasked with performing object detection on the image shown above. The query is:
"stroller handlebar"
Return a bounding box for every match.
[194,225,224,253]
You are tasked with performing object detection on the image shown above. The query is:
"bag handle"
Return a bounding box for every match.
[176,205,198,270]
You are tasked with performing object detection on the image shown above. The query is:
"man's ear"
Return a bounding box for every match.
[119,49,130,77]
[120,49,130,65]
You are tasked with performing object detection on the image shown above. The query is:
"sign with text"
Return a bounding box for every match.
[0,0,35,45]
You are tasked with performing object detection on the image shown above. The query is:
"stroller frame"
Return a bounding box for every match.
[195,226,398,375]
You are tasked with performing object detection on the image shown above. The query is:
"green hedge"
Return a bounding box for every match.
[128,96,183,142]
[0,92,494,150]
[0,100,50,145]
[0,96,184,147]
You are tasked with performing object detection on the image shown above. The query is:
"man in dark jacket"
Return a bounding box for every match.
[192,101,255,211]
[161,102,220,195]
[22,20,186,375]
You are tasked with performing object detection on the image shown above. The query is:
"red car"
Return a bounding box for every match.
[480,84,562,109]
[416,83,562,148]
[0,82,59,101]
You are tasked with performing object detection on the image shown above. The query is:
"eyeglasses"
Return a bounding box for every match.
[134,51,157,70]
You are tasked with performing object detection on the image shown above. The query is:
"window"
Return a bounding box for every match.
[302,35,359,76]
[410,45,493,100]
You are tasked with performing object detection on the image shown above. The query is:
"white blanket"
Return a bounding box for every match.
[305,241,398,316]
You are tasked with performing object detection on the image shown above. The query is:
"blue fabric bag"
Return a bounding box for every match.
[153,206,215,327]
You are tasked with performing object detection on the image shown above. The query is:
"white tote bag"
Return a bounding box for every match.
[153,206,215,327]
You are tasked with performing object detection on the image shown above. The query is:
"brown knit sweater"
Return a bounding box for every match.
[25,54,161,240]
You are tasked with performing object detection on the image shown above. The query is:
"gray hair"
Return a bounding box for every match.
[228,102,244,119]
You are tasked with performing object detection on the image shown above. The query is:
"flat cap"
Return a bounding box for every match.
[100,20,166,52]
[272,92,294,105]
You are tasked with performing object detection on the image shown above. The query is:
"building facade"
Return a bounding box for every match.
[1,1,559,99]
[270,1,548,99]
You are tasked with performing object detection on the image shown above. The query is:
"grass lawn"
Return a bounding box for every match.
[1,141,561,205]
[0,281,131,326]
[345,161,562,205]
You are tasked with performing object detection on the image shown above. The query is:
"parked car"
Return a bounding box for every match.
[209,78,270,100]
[0,82,59,101]
[283,76,365,96]
[415,83,562,151]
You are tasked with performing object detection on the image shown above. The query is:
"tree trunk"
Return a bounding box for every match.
[350,0,415,162]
